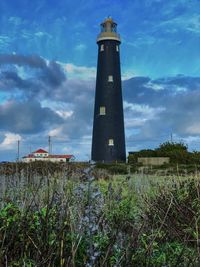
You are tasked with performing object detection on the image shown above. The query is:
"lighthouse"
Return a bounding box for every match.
[91,17,126,162]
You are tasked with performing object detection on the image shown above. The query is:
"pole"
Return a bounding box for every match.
[17,140,20,162]
[170,133,173,143]
[48,136,51,155]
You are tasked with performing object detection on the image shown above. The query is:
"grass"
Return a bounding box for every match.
[0,162,200,266]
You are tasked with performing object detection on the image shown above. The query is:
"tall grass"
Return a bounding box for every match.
[0,162,200,266]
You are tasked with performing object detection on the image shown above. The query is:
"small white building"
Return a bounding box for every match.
[138,157,170,166]
[22,149,75,163]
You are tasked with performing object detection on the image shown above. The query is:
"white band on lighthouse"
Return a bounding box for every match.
[97,35,121,42]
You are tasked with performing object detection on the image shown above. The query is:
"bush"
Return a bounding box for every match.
[95,163,128,174]
[128,141,200,166]
[1,164,200,266]
[144,179,200,246]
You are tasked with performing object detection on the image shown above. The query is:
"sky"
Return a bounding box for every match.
[0,0,200,161]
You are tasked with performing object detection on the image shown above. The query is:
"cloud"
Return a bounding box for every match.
[0,55,66,87]
[48,127,63,137]
[124,101,165,129]
[34,31,52,38]
[0,132,22,150]
[8,16,24,26]
[158,13,200,35]
[0,35,11,46]
[0,54,46,68]
[0,54,67,99]
[123,75,200,106]
[123,75,200,151]
[48,79,95,139]
[44,74,200,153]
[0,100,63,134]
[0,54,95,146]
[124,35,157,48]
[2,52,200,158]
[65,63,96,80]
[55,110,73,119]
[75,43,87,51]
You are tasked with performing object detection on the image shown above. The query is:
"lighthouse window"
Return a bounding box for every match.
[100,44,104,51]
[108,75,113,82]
[111,24,117,32]
[116,45,119,52]
[100,106,106,115]
[101,25,106,32]
[108,139,114,146]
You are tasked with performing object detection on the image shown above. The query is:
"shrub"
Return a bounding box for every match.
[95,163,128,174]
[128,141,200,165]
[1,164,200,266]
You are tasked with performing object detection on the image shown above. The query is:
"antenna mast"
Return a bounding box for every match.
[17,140,20,162]
[170,133,173,143]
[48,136,51,155]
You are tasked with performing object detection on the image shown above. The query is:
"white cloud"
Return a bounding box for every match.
[124,35,156,48]
[125,118,147,127]
[65,63,96,80]
[186,15,200,34]
[48,127,63,137]
[145,82,164,91]
[0,132,22,150]
[8,16,24,26]
[35,31,52,38]
[75,43,87,51]
[124,101,165,131]
[122,70,137,80]
[55,110,73,119]
[0,35,11,43]
[159,14,200,34]
[124,101,165,115]
[186,124,200,135]
[41,100,74,117]
[0,35,12,49]
[183,136,200,143]
[82,135,92,140]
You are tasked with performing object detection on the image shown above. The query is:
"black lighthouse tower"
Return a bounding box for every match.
[91,17,126,162]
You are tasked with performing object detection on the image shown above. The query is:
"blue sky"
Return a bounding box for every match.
[0,0,200,161]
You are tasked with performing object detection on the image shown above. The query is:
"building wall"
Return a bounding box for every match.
[22,157,71,163]
[33,153,48,157]
[138,157,170,166]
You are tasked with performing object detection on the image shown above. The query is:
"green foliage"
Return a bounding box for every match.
[128,149,157,164]
[93,233,109,250]
[128,141,200,166]
[95,162,128,174]
[106,197,136,225]
[0,164,200,266]
[157,141,188,153]
[0,203,84,266]
[142,179,200,261]
[133,238,197,266]
[0,203,20,227]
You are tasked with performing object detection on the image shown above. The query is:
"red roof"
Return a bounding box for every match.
[23,154,74,159]
[48,155,73,159]
[33,149,48,153]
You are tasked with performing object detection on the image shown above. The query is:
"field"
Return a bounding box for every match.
[0,162,200,266]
